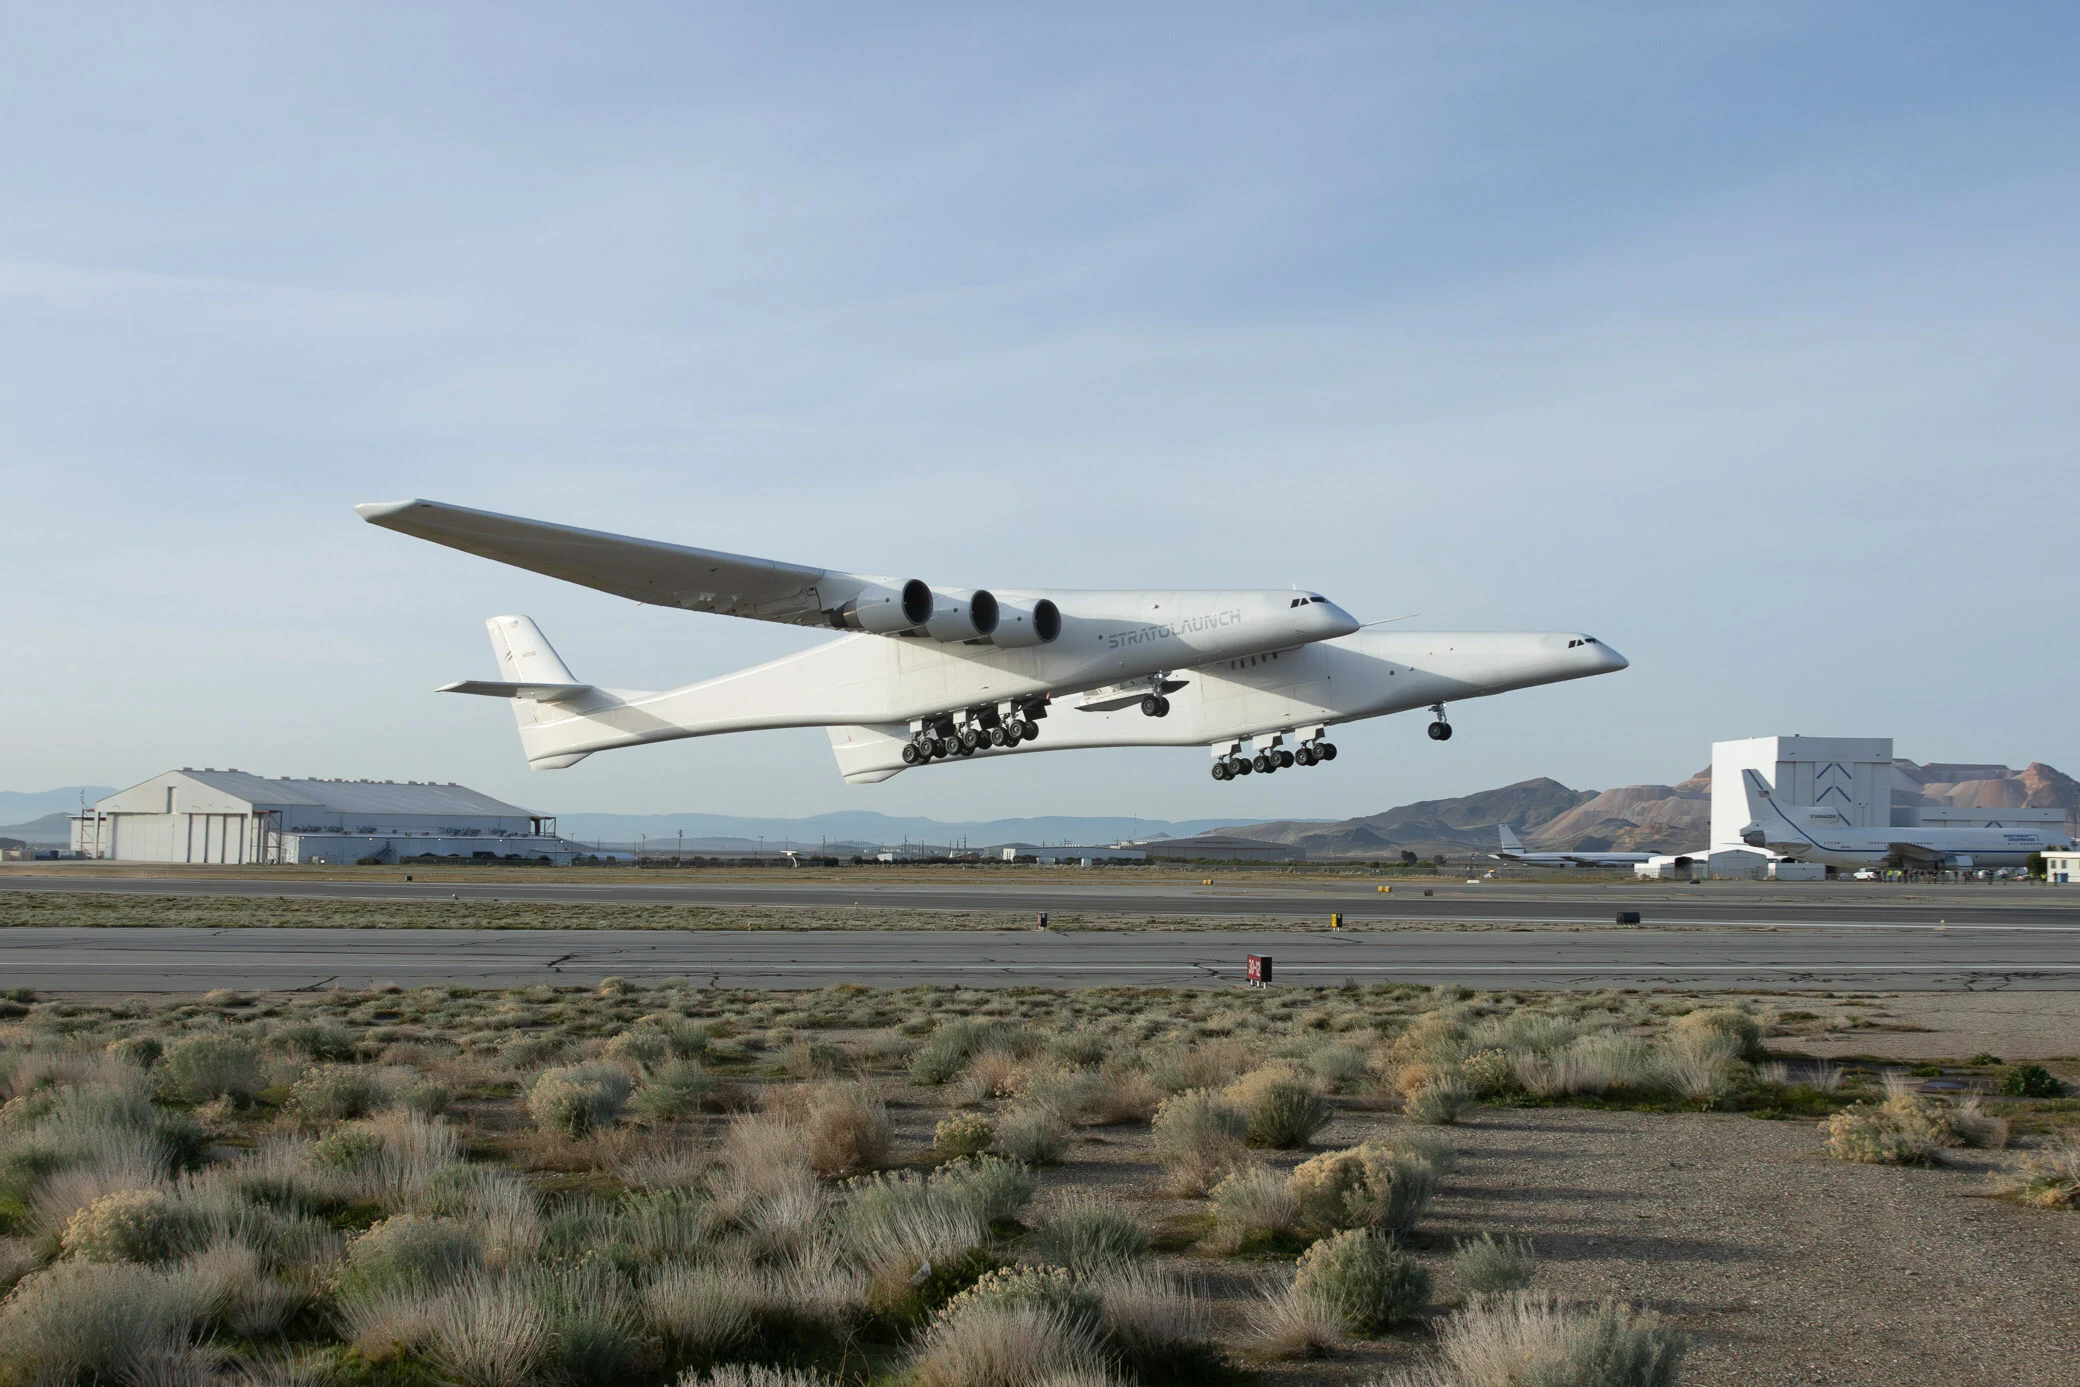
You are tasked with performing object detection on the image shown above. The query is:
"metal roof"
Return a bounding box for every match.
[156,770,538,818]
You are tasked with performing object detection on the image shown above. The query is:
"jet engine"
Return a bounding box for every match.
[989,596,1061,648]
[923,588,1000,642]
[829,579,933,634]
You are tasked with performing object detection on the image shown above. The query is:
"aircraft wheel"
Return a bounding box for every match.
[1278,749,1295,768]
[1427,721,1451,741]
[1320,742,1337,760]
[1140,695,1161,716]
[1295,747,1316,767]
[1231,757,1251,775]
[930,738,947,757]
[1252,753,1271,773]
[1211,762,1230,781]
[1021,723,1039,742]
[990,727,1009,747]
[901,744,921,765]
[1154,695,1171,716]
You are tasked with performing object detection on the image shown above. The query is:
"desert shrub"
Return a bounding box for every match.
[338,1214,483,1295]
[527,1063,632,1138]
[106,1035,164,1069]
[182,1237,298,1338]
[1029,1192,1150,1272]
[1999,1064,2065,1098]
[1149,1089,1249,1194]
[1246,1278,1342,1359]
[1295,1228,1431,1333]
[1096,1266,1220,1384]
[1308,1044,1371,1092]
[935,1112,997,1158]
[1021,1067,1115,1123]
[940,1264,1101,1331]
[641,1262,758,1355]
[1382,1291,1685,1387]
[59,1187,194,1263]
[288,1066,386,1122]
[527,1263,646,1387]
[632,1061,716,1120]
[806,1082,892,1176]
[1818,1102,1939,1165]
[910,1019,1027,1085]
[1287,1142,1438,1237]
[270,1022,358,1062]
[428,1273,552,1387]
[1226,1068,1332,1148]
[1206,1165,1302,1253]
[1458,1049,1516,1097]
[1044,1031,1114,1068]
[679,1367,832,1387]
[1997,1135,2080,1209]
[499,1035,572,1070]
[1452,1232,1537,1295]
[934,1155,1036,1226]
[1404,1079,1477,1125]
[0,1261,202,1383]
[1671,1007,1763,1061]
[397,1078,453,1117]
[911,1302,1109,1387]
[784,1038,850,1078]
[994,1105,1071,1165]
[600,1027,671,1067]
[838,1171,986,1310]
[157,1034,263,1105]
[1553,1034,1663,1096]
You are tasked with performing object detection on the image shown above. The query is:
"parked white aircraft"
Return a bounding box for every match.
[1492,825,1654,868]
[356,499,1631,782]
[1739,769,2072,869]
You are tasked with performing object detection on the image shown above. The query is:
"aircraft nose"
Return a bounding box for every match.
[1316,602,1361,638]
[1592,640,1629,672]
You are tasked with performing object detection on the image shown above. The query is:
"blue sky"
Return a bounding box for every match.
[4,4,2075,822]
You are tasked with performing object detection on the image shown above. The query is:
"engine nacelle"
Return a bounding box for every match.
[830,579,933,634]
[923,587,999,642]
[989,596,1061,648]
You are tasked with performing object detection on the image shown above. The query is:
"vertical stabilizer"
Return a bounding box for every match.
[487,615,578,685]
[1499,824,1524,853]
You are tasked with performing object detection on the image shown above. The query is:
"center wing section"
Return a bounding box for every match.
[354,497,914,630]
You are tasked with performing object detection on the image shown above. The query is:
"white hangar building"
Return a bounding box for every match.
[71,769,578,866]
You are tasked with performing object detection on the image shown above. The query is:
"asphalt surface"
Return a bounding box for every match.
[0,924,2073,992]
[5,873,2079,929]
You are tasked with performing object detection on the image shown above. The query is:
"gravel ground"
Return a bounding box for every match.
[875,1091,2080,1385]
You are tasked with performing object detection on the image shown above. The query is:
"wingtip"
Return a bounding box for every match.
[354,498,423,523]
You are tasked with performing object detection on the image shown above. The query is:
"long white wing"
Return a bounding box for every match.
[356,498,862,627]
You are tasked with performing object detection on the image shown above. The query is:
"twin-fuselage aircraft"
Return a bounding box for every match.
[356,499,1631,783]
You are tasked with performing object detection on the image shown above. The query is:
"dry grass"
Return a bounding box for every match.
[1246,1277,1344,1360]
[1995,1134,2080,1209]
[911,1303,1109,1387]
[1149,1088,1249,1194]
[1374,1291,1686,1386]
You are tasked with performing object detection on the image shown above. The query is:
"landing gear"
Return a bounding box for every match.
[907,699,1047,767]
[1140,694,1171,717]
[1427,704,1452,741]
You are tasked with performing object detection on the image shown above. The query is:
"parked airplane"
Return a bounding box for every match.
[1492,825,1654,867]
[1739,769,2072,869]
[355,499,1631,782]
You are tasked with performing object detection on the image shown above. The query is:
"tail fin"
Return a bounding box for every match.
[1741,768,1776,824]
[488,615,577,684]
[1499,824,1524,852]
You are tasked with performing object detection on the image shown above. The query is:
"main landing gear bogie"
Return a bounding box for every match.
[1211,735,1336,781]
[903,702,1044,764]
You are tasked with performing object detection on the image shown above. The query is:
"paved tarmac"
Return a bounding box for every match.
[0,924,2072,992]
[5,873,2079,929]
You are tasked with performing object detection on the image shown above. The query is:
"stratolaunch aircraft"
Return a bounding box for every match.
[355,499,1631,783]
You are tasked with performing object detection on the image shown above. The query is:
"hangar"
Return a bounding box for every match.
[70,769,577,865]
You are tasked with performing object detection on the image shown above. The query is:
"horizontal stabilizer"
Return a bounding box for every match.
[439,680,595,704]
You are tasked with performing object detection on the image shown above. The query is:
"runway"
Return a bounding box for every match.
[0,924,2072,991]
[6,873,2080,930]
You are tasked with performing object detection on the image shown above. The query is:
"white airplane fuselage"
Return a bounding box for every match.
[1740,770,2071,868]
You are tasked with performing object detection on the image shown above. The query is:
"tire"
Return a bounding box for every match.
[1428,722,1448,741]
[930,738,947,757]
[1141,695,1160,716]
[1278,749,1294,768]
[901,744,921,765]
[1021,723,1039,742]
[1211,763,1230,781]
[1234,758,1252,775]
[1321,742,1337,760]
[1438,724,1453,741]
[1253,753,1271,773]
[1295,747,1316,767]
[990,727,1009,747]
[1154,696,1171,716]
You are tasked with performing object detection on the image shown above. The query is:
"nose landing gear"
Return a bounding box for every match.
[1427,703,1453,741]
